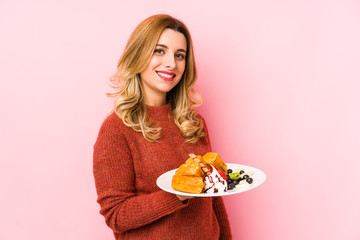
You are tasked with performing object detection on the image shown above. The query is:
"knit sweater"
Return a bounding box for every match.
[93,103,232,240]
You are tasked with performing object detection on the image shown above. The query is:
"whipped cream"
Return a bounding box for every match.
[204,166,227,193]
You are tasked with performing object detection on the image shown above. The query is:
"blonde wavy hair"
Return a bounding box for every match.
[108,14,205,143]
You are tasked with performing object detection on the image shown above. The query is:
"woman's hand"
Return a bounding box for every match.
[176,194,194,202]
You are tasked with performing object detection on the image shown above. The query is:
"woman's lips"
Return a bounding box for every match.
[156,71,176,81]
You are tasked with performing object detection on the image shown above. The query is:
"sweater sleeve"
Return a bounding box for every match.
[93,115,188,233]
[213,197,232,240]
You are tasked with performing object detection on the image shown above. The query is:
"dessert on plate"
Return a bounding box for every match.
[203,166,227,193]
[171,152,255,194]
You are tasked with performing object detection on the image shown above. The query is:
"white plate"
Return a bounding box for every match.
[156,163,266,197]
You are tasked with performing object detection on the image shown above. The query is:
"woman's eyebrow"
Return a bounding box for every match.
[156,44,187,53]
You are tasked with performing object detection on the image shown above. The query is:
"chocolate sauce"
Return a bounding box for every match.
[204,170,227,193]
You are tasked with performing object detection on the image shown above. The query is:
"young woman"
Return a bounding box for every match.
[93,14,232,239]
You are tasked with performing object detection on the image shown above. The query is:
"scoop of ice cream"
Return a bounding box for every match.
[204,166,227,193]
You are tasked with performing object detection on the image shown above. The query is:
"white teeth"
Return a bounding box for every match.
[157,72,174,78]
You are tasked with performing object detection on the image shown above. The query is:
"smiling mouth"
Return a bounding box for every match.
[156,71,176,81]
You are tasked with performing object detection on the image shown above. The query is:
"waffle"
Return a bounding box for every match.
[175,157,205,177]
[171,152,227,194]
[202,152,227,173]
[171,156,206,193]
[171,175,205,194]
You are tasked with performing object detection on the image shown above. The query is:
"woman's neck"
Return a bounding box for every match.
[144,94,167,106]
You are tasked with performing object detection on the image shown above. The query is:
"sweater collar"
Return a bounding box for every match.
[146,102,171,120]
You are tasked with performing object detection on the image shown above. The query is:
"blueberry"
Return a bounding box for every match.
[243,174,249,179]
[240,170,245,174]
[228,182,235,190]
[246,178,253,184]
[227,169,233,173]
[233,180,239,185]
[227,179,233,184]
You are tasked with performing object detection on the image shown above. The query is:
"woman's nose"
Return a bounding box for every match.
[164,55,176,69]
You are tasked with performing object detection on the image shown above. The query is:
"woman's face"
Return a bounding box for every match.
[140,28,187,106]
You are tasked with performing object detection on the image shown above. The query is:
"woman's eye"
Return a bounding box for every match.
[154,49,165,54]
[175,53,185,60]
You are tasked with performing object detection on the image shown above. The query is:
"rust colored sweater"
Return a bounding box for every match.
[93,103,232,240]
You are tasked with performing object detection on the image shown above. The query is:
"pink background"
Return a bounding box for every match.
[1,0,359,239]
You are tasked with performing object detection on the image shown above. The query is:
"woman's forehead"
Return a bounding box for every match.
[157,29,187,51]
